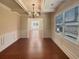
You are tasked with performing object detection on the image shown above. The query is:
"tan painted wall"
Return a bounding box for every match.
[42,13,51,38]
[20,14,28,38]
[51,0,79,59]
[0,3,20,37]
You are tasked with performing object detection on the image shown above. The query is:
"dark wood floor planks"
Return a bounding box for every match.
[0,38,69,59]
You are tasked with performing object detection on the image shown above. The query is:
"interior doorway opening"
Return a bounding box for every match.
[27,18,43,39]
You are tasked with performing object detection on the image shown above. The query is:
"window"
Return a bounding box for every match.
[56,13,63,33]
[55,5,79,45]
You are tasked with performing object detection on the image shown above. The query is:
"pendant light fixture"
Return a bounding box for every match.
[28,0,41,18]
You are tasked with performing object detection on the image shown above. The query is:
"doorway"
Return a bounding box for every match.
[27,18,43,39]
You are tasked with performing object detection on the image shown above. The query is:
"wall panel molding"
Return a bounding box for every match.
[0,31,19,52]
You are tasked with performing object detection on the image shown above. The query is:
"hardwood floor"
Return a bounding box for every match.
[0,38,69,59]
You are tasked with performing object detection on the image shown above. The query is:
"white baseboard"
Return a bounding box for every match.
[51,38,79,59]
[0,31,19,52]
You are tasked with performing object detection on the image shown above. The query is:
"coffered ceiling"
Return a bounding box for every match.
[0,0,65,14]
[15,0,65,12]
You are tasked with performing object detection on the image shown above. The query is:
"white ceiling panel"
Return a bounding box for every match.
[41,0,65,12]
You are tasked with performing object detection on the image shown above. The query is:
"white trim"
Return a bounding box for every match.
[64,36,79,45]
[52,38,79,59]
[0,31,19,52]
[15,0,27,12]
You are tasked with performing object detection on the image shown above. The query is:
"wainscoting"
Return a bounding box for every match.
[0,31,18,52]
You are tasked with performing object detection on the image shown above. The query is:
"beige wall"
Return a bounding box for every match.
[51,0,79,59]
[20,14,28,38]
[0,3,20,37]
[42,13,51,38]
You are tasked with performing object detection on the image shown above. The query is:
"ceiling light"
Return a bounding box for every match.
[28,3,41,18]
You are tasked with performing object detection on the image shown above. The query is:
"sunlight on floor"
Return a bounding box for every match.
[28,30,43,53]
[28,30,43,59]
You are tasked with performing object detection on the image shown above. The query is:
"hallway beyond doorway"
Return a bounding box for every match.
[0,38,69,59]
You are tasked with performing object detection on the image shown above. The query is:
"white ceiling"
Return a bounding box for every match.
[41,0,65,12]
